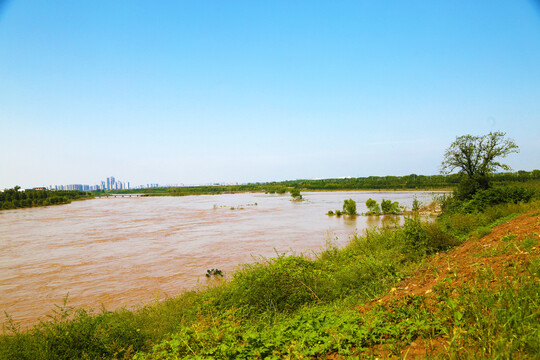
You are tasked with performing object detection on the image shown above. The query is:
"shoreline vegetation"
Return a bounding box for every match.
[1,182,539,359]
[0,187,93,211]
[1,170,539,211]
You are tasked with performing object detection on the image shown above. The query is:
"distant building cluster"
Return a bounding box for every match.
[44,177,190,191]
[29,177,244,192]
[48,176,130,191]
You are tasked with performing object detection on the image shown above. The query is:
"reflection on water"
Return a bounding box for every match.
[365,215,403,228]
[0,190,443,327]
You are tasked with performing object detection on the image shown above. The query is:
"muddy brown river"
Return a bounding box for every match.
[0,191,443,328]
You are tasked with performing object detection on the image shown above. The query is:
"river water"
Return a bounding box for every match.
[0,191,442,328]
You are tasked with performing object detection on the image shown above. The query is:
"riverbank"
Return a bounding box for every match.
[1,189,538,359]
[0,189,93,211]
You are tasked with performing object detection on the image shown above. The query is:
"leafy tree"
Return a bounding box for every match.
[365,198,381,215]
[342,199,357,215]
[441,132,519,199]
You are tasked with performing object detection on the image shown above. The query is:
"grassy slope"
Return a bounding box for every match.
[1,201,539,359]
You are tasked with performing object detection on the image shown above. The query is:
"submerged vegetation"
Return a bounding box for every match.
[327,199,358,216]
[289,189,303,201]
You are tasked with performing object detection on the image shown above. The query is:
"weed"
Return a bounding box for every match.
[475,226,492,239]
[520,235,538,253]
[501,233,517,242]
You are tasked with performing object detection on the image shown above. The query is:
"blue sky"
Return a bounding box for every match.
[1,1,539,189]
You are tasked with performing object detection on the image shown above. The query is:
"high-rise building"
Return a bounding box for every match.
[106,176,116,190]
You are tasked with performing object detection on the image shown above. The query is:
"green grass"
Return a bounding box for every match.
[1,198,538,359]
[135,260,540,359]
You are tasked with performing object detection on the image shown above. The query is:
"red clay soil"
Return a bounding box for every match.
[354,211,540,359]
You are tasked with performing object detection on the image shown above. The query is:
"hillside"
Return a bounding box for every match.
[358,211,540,358]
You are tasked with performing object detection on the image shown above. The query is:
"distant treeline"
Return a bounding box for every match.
[3,171,537,210]
[112,170,540,196]
[0,187,93,210]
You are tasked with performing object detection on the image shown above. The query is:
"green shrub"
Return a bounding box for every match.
[219,255,329,315]
[423,222,459,253]
[412,196,421,212]
[342,199,357,215]
[400,218,428,256]
[448,186,535,214]
[290,189,303,201]
[365,198,381,215]
[475,226,492,238]
[381,199,401,214]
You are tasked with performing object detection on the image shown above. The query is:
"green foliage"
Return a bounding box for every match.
[455,174,490,200]
[441,132,519,199]
[0,188,92,210]
[289,189,302,201]
[401,218,428,255]
[446,186,535,214]
[233,256,319,314]
[342,198,357,215]
[442,262,540,358]
[380,199,401,214]
[0,296,147,360]
[140,259,540,360]
[475,226,492,238]
[365,198,381,215]
[411,196,421,212]
[441,132,519,178]
[326,210,334,216]
[136,296,445,360]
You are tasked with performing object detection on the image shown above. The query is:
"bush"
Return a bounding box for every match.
[342,199,357,215]
[219,255,329,315]
[455,174,490,200]
[381,199,401,214]
[448,186,535,214]
[400,218,428,256]
[412,196,421,212]
[423,222,459,252]
[365,198,381,215]
[290,189,303,201]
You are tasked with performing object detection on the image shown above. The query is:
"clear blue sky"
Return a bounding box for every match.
[1,1,539,189]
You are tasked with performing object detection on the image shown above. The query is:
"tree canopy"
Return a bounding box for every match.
[441,132,519,199]
[441,132,519,177]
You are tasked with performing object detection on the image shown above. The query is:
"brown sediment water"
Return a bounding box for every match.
[0,191,443,328]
